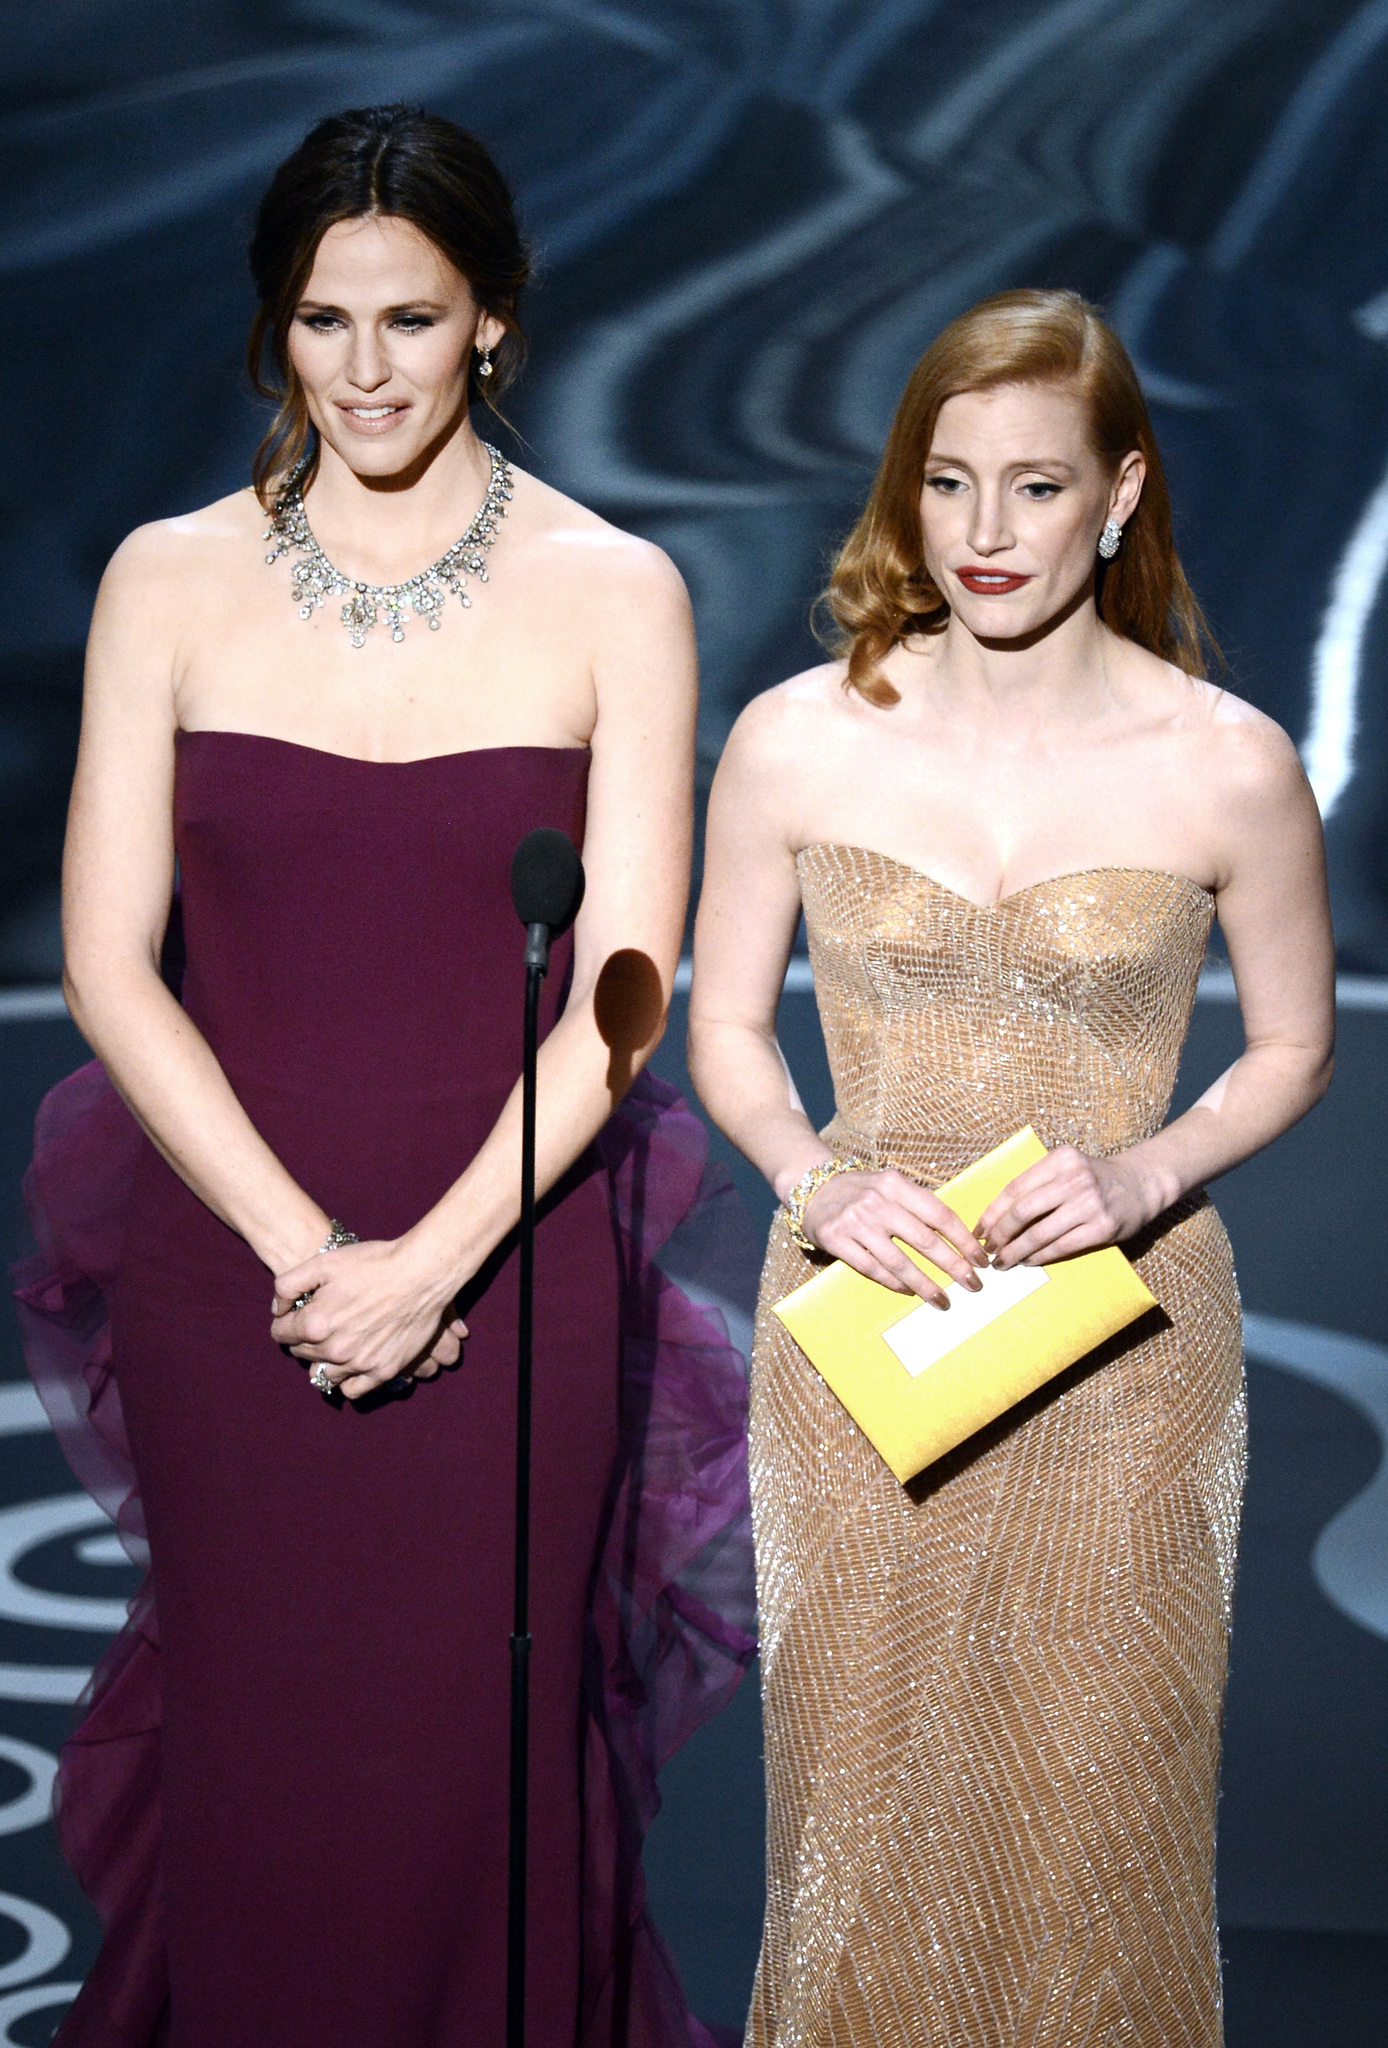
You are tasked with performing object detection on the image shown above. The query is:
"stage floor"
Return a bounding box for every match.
[0,977,1384,2041]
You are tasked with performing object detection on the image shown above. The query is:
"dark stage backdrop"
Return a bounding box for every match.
[3,0,1388,974]
[2,6,1388,2045]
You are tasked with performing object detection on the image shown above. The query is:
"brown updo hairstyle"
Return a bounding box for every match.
[246,104,530,506]
[824,288,1218,704]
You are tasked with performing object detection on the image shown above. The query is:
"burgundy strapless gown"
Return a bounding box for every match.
[14,733,755,2048]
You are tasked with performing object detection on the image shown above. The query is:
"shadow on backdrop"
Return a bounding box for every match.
[2,4,1388,2042]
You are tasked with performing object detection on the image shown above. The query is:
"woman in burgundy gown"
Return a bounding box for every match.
[14,107,752,2048]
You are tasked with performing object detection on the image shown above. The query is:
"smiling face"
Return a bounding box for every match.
[286,214,504,480]
[918,381,1144,642]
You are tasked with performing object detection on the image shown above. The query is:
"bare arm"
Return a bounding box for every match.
[63,527,333,1272]
[686,695,817,1200]
[274,544,697,1392]
[688,691,984,1304]
[981,713,1335,1263]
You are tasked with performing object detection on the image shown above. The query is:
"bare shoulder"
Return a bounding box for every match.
[724,660,853,766]
[506,466,688,611]
[1187,680,1309,809]
[1113,635,1307,804]
[1150,672,1320,894]
[99,488,264,607]
[710,665,865,856]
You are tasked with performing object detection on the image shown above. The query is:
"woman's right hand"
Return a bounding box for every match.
[270,1234,468,1399]
[800,1167,987,1307]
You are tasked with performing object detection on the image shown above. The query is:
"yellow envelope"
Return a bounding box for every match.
[771,1127,1158,1483]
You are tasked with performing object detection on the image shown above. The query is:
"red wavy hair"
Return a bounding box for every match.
[822,288,1218,704]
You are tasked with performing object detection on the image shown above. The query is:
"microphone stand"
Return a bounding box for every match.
[508,914,550,2048]
[505,824,582,2048]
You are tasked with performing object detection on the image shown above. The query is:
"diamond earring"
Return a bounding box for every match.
[1097,518,1122,560]
[476,342,494,380]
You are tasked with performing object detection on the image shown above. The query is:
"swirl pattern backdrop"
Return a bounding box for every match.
[2,7,1388,2044]
[2,0,1388,974]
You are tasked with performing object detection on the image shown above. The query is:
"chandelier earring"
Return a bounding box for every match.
[476,340,494,381]
[1097,518,1123,561]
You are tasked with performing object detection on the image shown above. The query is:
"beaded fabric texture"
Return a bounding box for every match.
[748,845,1246,2048]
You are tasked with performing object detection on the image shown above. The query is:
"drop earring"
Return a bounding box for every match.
[476,342,494,380]
[1097,518,1122,560]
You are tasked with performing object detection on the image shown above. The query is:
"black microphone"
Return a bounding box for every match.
[510,827,585,974]
[504,824,586,2048]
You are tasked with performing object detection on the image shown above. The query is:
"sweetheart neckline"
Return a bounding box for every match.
[798,842,1214,914]
[175,730,591,768]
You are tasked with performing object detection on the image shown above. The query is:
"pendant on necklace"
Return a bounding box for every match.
[263,443,513,648]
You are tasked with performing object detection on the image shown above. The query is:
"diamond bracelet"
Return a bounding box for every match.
[783,1156,870,1253]
[292,1219,359,1308]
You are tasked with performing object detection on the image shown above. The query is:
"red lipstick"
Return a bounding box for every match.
[955,567,1032,594]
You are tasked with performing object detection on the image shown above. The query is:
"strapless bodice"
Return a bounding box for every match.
[173,732,589,1111]
[798,842,1216,1183]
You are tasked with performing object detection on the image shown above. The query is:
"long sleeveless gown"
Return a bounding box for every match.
[14,733,755,2048]
[748,846,1246,2048]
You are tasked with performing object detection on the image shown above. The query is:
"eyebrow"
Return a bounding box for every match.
[926,453,1081,476]
[296,298,452,315]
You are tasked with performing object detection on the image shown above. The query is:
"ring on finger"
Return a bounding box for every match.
[309,1362,334,1396]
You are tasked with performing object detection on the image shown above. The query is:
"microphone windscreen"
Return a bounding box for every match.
[511,828,585,934]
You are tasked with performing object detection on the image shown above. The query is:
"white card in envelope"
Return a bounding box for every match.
[883,1260,1050,1378]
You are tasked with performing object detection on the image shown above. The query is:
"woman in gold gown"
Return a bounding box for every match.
[688,290,1335,2047]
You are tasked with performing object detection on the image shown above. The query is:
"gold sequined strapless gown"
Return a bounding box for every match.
[748,847,1245,2048]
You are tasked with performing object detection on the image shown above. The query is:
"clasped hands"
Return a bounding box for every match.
[800,1144,1163,1306]
[270,1236,468,1401]
[270,1144,1163,1392]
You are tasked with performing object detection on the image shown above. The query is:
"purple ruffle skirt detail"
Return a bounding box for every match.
[13,1062,756,2048]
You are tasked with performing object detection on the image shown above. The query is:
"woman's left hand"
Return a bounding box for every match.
[270,1238,468,1400]
[977,1145,1165,1268]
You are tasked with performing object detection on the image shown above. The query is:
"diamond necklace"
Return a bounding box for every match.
[263,442,514,648]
